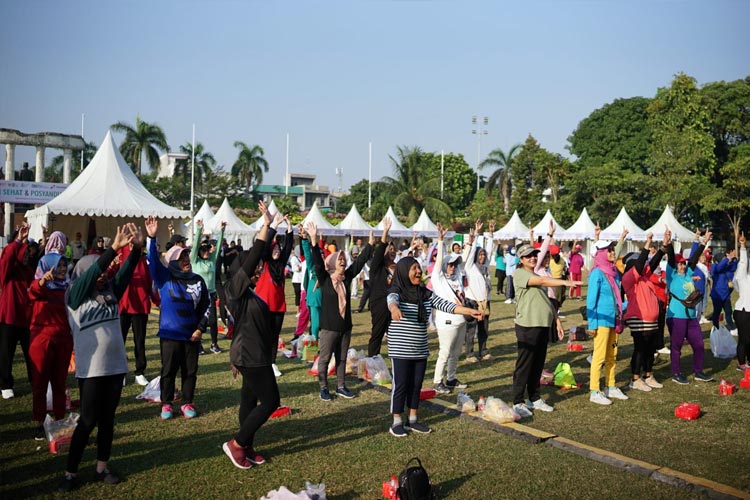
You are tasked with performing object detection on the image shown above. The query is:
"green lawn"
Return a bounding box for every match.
[1,278,746,499]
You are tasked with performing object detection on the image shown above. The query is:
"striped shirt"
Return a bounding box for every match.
[386,293,457,359]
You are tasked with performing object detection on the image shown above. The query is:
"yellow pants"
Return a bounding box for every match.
[589,326,618,392]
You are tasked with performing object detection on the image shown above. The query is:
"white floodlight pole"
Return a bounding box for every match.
[368,141,372,208]
[190,124,196,218]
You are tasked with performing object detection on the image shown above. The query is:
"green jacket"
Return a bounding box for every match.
[190,225,224,293]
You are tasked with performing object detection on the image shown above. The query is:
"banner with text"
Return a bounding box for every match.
[0,180,68,204]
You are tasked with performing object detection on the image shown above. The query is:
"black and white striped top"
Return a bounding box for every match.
[386,293,457,359]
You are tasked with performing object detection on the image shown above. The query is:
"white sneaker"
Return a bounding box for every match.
[527,398,554,412]
[699,316,710,325]
[135,374,149,386]
[272,364,282,378]
[1,389,14,399]
[605,387,629,400]
[657,347,670,355]
[557,315,566,320]
[644,376,663,389]
[590,391,612,405]
[628,378,652,392]
[512,403,533,418]
[122,376,127,387]
[730,328,738,337]
[504,299,513,304]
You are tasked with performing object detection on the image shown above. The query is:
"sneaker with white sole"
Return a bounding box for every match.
[222,440,252,469]
[605,387,629,400]
[433,382,451,395]
[135,374,149,386]
[527,398,554,412]
[209,343,222,354]
[272,364,282,377]
[405,421,432,434]
[672,373,689,385]
[180,403,197,419]
[628,378,652,392]
[590,391,612,405]
[730,329,738,337]
[445,378,468,390]
[699,316,711,324]
[512,403,533,418]
[160,404,173,420]
[1,389,14,399]
[504,299,513,304]
[694,371,713,382]
[335,387,355,399]
[389,424,408,437]
[737,364,750,372]
[644,376,663,388]
[657,347,670,355]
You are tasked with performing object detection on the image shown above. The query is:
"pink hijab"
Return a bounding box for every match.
[325,251,347,319]
[593,247,622,314]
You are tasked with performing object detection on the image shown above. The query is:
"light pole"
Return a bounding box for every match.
[472,115,488,191]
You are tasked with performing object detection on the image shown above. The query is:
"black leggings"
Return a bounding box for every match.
[67,374,124,473]
[120,313,148,376]
[160,338,199,404]
[207,292,219,344]
[236,365,280,450]
[733,310,750,365]
[270,312,285,362]
[390,358,427,414]
[630,331,657,376]
[0,323,31,390]
[495,270,506,294]
[512,325,548,405]
[367,299,391,357]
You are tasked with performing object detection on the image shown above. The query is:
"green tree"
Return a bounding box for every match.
[421,152,476,214]
[49,140,98,176]
[567,97,653,173]
[174,142,217,185]
[337,178,390,222]
[111,116,169,176]
[479,144,521,215]
[274,195,300,216]
[231,142,268,191]
[703,144,750,249]
[701,77,750,170]
[381,146,453,225]
[465,189,506,226]
[140,172,191,209]
[197,167,238,208]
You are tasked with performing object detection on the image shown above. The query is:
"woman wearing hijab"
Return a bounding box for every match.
[28,252,72,438]
[145,217,210,420]
[254,217,294,377]
[464,220,493,360]
[366,219,395,356]
[190,219,226,355]
[307,221,373,401]
[222,201,281,469]
[430,224,470,394]
[733,230,750,372]
[621,232,666,392]
[494,241,506,296]
[387,256,482,437]
[587,239,628,405]
[59,223,143,492]
[0,223,40,400]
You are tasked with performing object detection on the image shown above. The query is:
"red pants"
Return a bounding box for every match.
[29,331,73,422]
[294,290,310,337]
[569,272,582,298]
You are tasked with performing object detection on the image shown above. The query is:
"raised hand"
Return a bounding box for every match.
[489,220,495,233]
[220,221,227,229]
[663,226,672,246]
[145,216,158,238]
[475,219,483,234]
[112,225,135,251]
[704,230,712,244]
[594,222,601,241]
[17,223,30,242]
[549,219,556,236]
[740,231,746,246]
[381,217,392,243]
[437,222,447,241]
[306,221,318,244]
[368,230,375,246]
[620,227,629,242]
[283,215,292,232]
[131,223,146,249]
[297,224,307,239]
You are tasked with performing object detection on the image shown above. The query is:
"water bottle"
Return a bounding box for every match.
[389,475,398,500]
[477,395,486,412]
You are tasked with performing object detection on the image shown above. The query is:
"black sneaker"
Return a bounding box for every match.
[335,387,355,399]
[694,371,714,382]
[445,378,468,390]
[405,421,432,434]
[320,388,332,402]
[389,424,407,437]
[94,469,120,484]
[58,474,78,492]
[433,382,451,395]
[34,425,45,441]
[672,373,689,385]
[198,345,207,355]
[209,343,222,354]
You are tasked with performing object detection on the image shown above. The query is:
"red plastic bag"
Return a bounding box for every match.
[419,388,436,400]
[675,403,701,420]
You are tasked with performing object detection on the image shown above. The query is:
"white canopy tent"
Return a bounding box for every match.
[301,201,346,236]
[337,204,373,236]
[492,211,530,241]
[559,207,597,241]
[188,200,215,228]
[249,200,293,233]
[200,198,255,243]
[600,207,646,241]
[375,207,412,238]
[531,210,566,239]
[410,209,439,238]
[26,131,189,244]
[644,205,695,242]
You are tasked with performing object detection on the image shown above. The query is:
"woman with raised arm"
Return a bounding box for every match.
[365,218,394,357]
[307,221,373,401]
[387,256,482,437]
[464,220,493,360]
[145,216,210,421]
[190,218,226,354]
[621,232,665,392]
[59,223,143,492]
[512,244,582,417]
[221,201,281,470]
[533,221,565,344]
[665,228,713,384]
[733,230,750,371]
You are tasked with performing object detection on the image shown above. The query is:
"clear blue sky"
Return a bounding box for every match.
[2,0,748,192]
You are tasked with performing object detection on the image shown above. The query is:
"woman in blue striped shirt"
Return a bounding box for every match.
[386,257,482,437]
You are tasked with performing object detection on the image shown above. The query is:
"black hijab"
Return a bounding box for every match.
[388,256,432,323]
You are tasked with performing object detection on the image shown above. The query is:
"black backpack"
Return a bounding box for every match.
[397,457,435,500]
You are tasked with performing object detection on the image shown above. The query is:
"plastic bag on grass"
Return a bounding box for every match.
[345,348,361,375]
[483,397,519,423]
[43,412,79,442]
[307,356,336,376]
[260,486,312,500]
[136,376,162,402]
[456,391,475,412]
[365,355,391,385]
[710,326,736,359]
[553,362,578,389]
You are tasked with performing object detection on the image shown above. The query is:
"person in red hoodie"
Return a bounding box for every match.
[0,223,40,400]
[28,252,73,437]
[118,242,158,387]
[254,213,294,378]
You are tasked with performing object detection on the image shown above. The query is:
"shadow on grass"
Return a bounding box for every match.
[434,472,475,498]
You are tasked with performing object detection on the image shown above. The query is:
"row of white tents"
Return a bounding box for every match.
[24,131,697,251]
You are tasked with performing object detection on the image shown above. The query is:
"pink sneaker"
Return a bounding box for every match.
[222,440,252,469]
[160,404,173,420]
[180,403,197,419]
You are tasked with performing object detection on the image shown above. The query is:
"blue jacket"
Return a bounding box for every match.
[689,242,706,295]
[586,268,621,330]
[710,257,737,302]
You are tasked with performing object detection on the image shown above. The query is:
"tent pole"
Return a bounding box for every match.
[190,124,196,218]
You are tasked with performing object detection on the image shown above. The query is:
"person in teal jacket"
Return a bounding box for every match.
[298,225,321,340]
[191,219,225,354]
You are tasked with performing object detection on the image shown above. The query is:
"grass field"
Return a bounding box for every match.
[1,277,747,499]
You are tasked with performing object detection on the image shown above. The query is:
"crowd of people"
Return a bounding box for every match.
[1,206,747,491]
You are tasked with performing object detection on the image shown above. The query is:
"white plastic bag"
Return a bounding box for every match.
[136,375,162,402]
[710,326,736,359]
[43,412,79,442]
[260,486,312,500]
[483,397,519,423]
[456,391,475,412]
[366,355,392,385]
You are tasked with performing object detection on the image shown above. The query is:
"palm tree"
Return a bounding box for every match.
[479,144,522,215]
[231,141,268,191]
[49,140,98,174]
[111,116,169,176]
[174,142,217,184]
[381,146,453,224]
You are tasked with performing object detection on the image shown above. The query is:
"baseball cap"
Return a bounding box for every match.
[447,254,462,266]
[169,234,187,245]
[517,244,540,258]
[594,240,616,250]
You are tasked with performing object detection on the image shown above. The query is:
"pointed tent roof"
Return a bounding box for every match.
[337,204,373,236]
[531,210,566,238]
[26,131,189,219]
[410,209,439,237]
[250,200,279,230]
[493,211,530,240]
[559,208,597,240]
[202,198,255,240]
[301,201,346,236]
[375,207,412,238]
[643,205,695,241]
[186,200,215,231]
[600,207,646,241]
